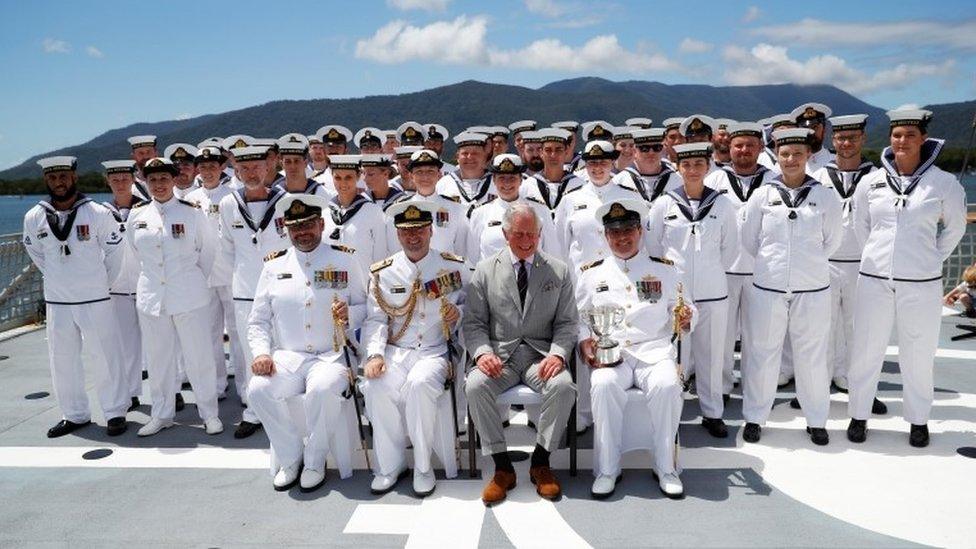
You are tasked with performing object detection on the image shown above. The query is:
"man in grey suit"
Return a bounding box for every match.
[463,202,578,506]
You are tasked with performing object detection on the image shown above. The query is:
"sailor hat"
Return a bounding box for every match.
[679,115,716,138]
[328,155,362,171]
[231,146,271,162]
[354,127,383,149]
[632,128,666,144]
[277,133,309,155]
[772,128,814,147]
[582,120,614,141]
[673,142,713,161]
[886,109,932,131]
[387,200,436,229]
[397,121,425,145]
[791,103,832,127]
[508,120,537,135]
[142,157,179,176]
[275,194,329,226]
[423,124,450,141]
[101,159,136,174]
[453,132,488,148]
[829,114,868,132]
[581,140,619,161]
[596,198,649,229]
[316,125,352,145]
[727,122,764,139]
[127,135,157,149]
[163,143,198,164]
[408,149,443,170]
[625,117,653,129]
[489,154,525,175]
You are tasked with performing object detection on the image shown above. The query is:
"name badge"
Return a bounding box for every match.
[488,220,502,227]
[314,269,348,289]
[135,221,148,229]
[596,283,609,293]
[75,225,90,241]
[770,200,783,206]
[390,285,406,294]
[665,214,678,220]
[37,231,48,239]
[277,273,292,280]
[872,182,886,189]
[575,204,588,211]
[232,221,245,229]
[171,224,185,238]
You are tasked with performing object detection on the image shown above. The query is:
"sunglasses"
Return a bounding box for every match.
[637,144,664,153]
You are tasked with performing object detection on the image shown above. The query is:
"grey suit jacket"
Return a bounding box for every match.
[462,248,578,365]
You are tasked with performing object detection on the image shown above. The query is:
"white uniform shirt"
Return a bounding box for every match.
[807,148,834,175]
[185,179,235,287]
[102,198,149,295]
[217,187,290,301]
[853,140,967,281]
[435,172,497,207]
[273,177,333,200]
[520,171,586,211]
[812,160,876,262]
[740,175,843,292]
[705,166,771,275]
[247,243,367,360]
[465,197,558,264]
[23,197,123,304]
[385,192,470,256]
[125,198,215,316]
[646,187,739,302]
[554,178,646,270]
[611,164,683,205]
[323,195,391,269]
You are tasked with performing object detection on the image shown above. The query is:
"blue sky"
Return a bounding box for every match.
[1,0,974,171]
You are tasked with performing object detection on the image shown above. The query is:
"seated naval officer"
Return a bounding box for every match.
[578,199,692,499]
[23,156,130,438]
[360,201,470,498]
[462,202,578,505]
[247,194,367,492]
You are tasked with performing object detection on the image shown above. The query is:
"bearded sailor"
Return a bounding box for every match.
[435,132,497,207]
[791,103,835,174]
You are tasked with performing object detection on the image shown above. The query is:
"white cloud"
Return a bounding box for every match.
[742,6,761,24]
[175,113,193,121]
[386,0,450,11]
[894,103,921,111]
[752,18,976,50]
[722,43,956,94]
[524,0,567,17]
[42,38,70,54]
[356,16,680,74]
[679,38,713,54]
[85,46,103,58]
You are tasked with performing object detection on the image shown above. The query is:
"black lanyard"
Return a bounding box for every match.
[232,186,285,243]
[40,195,91,256]
[667,186,718,225]
[771,180,815,220]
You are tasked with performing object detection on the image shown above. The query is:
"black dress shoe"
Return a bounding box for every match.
[743,422,761,443]
[872,398,888,415]
[789,397,801,410]
[175,393,185,411]
[702,417,728,438]
[106,417,127,436]
[847,419,867,443]
[235,421,262,439]
[128,397,141,412]
[909,424,929,448]
[47,419,90,438]
[806,426,829,446]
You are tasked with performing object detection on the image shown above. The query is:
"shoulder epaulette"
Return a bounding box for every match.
[524,195,545,206]
[565,185,584,195]
[439,194,462,203]
[650,256,674,266]
[311,169,326,178]
[619,182,641,194]
[331,244,356,254]
[580,259,604,272]
[132,202,149,209]
[370,257,393,273]
[440,251,465,263]
[177,198,200,208]
[264,249,287,262]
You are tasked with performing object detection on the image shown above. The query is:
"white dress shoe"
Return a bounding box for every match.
[370,465,408,494]
[137,418,174,437]
[590,474,620,499]
[658,472,684,499]
[204,418,223,435]
[299,468,326,492]
[413,469,436,498]
[777,373,793,387]
[833,376,849,391]
[273,462,302,491]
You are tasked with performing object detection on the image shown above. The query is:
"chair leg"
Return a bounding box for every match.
[467,405,478,478]
[569,402,578,477]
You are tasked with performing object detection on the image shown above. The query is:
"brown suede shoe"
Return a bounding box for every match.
[529,466,561,500]
[482,470,517,506]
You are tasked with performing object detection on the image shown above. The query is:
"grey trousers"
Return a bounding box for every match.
[465,344,577,456]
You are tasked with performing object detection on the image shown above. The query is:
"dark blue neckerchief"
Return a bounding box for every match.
[232,185,285,236]
[722,165,768,203]
[666,185,719,224]
[449,171,493,203]
[880,138,944,204]
[768,175,819,218]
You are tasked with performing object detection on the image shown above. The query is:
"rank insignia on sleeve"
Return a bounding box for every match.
[264,249,287,262]
[370,257,393,273]
[440,251,465,263]
[580,259,604,272]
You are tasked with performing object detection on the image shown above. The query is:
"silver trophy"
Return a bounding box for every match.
[585,305,626,367]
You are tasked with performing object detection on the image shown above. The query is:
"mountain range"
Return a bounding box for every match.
[2,77,973,180]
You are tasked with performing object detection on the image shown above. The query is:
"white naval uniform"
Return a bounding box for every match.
[740,176,842,428]
[385,192,470,256]
[132,179,150,203]
[705,166,771,393]
[465,196,558,264]
[273,177,333,200]
[519,171,585,212]
[126,198,220,423]
[435,172,497,208]
[173,182,200,200]
[23,197,129,423]
[848,140,967,424]
[807,147,834,175]
[103,198,149,400]
[611,164,683,205]
[576,254,691,478]
[324,195,391,270]
[812,160,876,385]
[247,243,367,474]
[312,167,335,195]
[360,249,470,478]
[218,186,289,424]
[646,187,738,419]
[185,180,241,397]
[363,186,406,210]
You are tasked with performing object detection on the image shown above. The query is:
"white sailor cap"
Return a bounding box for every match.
[397,121,425,144]
[142,157,179,176]
[612,126,638,141]
[127,135,157,149]
[581,140,619,161]
[197,137,224,150]
[277,133,309,155]
[465,125,493,135]
[886,109,932,131]
[582,120,614,141]
[394,145,422,160]
[275,194,330,226]
[387,200,436,229]
[662,117,684,131]
[771,128,814,147]
[624,117,653,129]
[422,123,449,141]
[632,128,666,144]
[551,120,580,134]
[765,114,796,130]
[489,153,525,175]
[194,146,226,164]
[535,128,572,144]
[791,103,832,127]
[829,114,869,132]
[673,142,712,161]
[384,130,399,141]
[715,118,736,131]
[223,134,254,151]
[316,125,352,145]
[231,145,271,162]
[250,138,278,151]
[679,115,716,138]
[727,122,764,139]
[328,155,362,171]
[508,120,537,135]
[354,127,383,149]
[163,143,198,164]
[595,198,648,229]
[360,154,393,168]
[453,132,488,148]
[408,149,443,170]
[307,134,323,145]
[520,131,543,144]
[101,159,136,174]
[487,126,510,138]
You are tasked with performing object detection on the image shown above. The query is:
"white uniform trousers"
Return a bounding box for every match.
[723,275,751,393]
[360,348,447,477]
[208,286,241,396]
[828,261,859,382]
[233,300,262,424]
[780,333,795,379]
[45,301,129,423]
[139,305,220,422]
[111,294,143,399]
[847,276,942,424]
[743,287,831,427]
[680,299,728,419]
[590,355,683,477]
[248,351,349,472]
